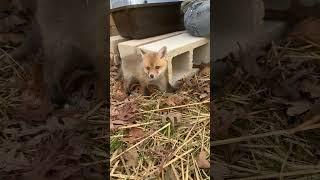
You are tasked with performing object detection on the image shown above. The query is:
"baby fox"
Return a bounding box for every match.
[121,46,175,95]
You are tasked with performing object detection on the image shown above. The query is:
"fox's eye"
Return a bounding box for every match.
[146,67,150,70]
[155,66,160,69]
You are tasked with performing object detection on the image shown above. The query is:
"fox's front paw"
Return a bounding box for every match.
[169,82,181,93]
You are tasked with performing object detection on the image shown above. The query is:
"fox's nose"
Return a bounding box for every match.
[149,74,154,79]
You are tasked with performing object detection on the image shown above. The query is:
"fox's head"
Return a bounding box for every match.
[140,46,168,80]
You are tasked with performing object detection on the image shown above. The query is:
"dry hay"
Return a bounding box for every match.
[212,31,320,179]
[110,63,210,179]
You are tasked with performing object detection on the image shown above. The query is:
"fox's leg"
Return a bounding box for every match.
[139,81,150,96]
[158,77,178,93]
[158,78,168,92]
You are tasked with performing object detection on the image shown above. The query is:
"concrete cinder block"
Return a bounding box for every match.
[110,35,127,54]
[110,36,127,65]
[139,33,209,86]
[110,54,121,66]
[193,41,210,65]
[110,15,119,36]
[110,15,115,26]
[118,31,185,59]
[110,26,119,36]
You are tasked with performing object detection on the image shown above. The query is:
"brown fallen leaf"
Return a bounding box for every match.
[111,100,137,127]
[197,150,210,169]
[287,101,311,116]
[165,95,185,106]
[124,127,145,144]
[162,112,182,127]
[167,112,182,122]
[123,148,139,167]
[113,89,127,101]
[128,127,144,138]
[200,66,210,76]
[111,102,136,130]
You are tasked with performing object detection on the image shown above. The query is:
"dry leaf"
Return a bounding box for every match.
[123,148,139,167]
[197,150,210,169]
[128,127,144,139]
[165,95,185,106]
[124,127,145,144]
[114,89,127,101]
[162,112,182,127]
[111,101,137,128]
[287,101,311,116]
[200,66,210,76]
[167,112,182,122]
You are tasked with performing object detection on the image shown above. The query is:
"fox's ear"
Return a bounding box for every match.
[158,46,167,59]
[139,49,147,57]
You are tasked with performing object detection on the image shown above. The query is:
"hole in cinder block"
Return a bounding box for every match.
[193,43,210,65]
[171,51,191,84]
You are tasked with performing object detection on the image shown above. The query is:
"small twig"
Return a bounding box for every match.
[110,123,171,163]
[145,148,194,177]
[0,48,24,78]
[136,100,209,114]
[238,167,320,180]
[213,123,320,146]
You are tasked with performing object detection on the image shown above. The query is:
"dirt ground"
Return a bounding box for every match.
[109,59,210,179]
[212,17,320,179]
[1,1,320,180]
[0,2,107,180]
